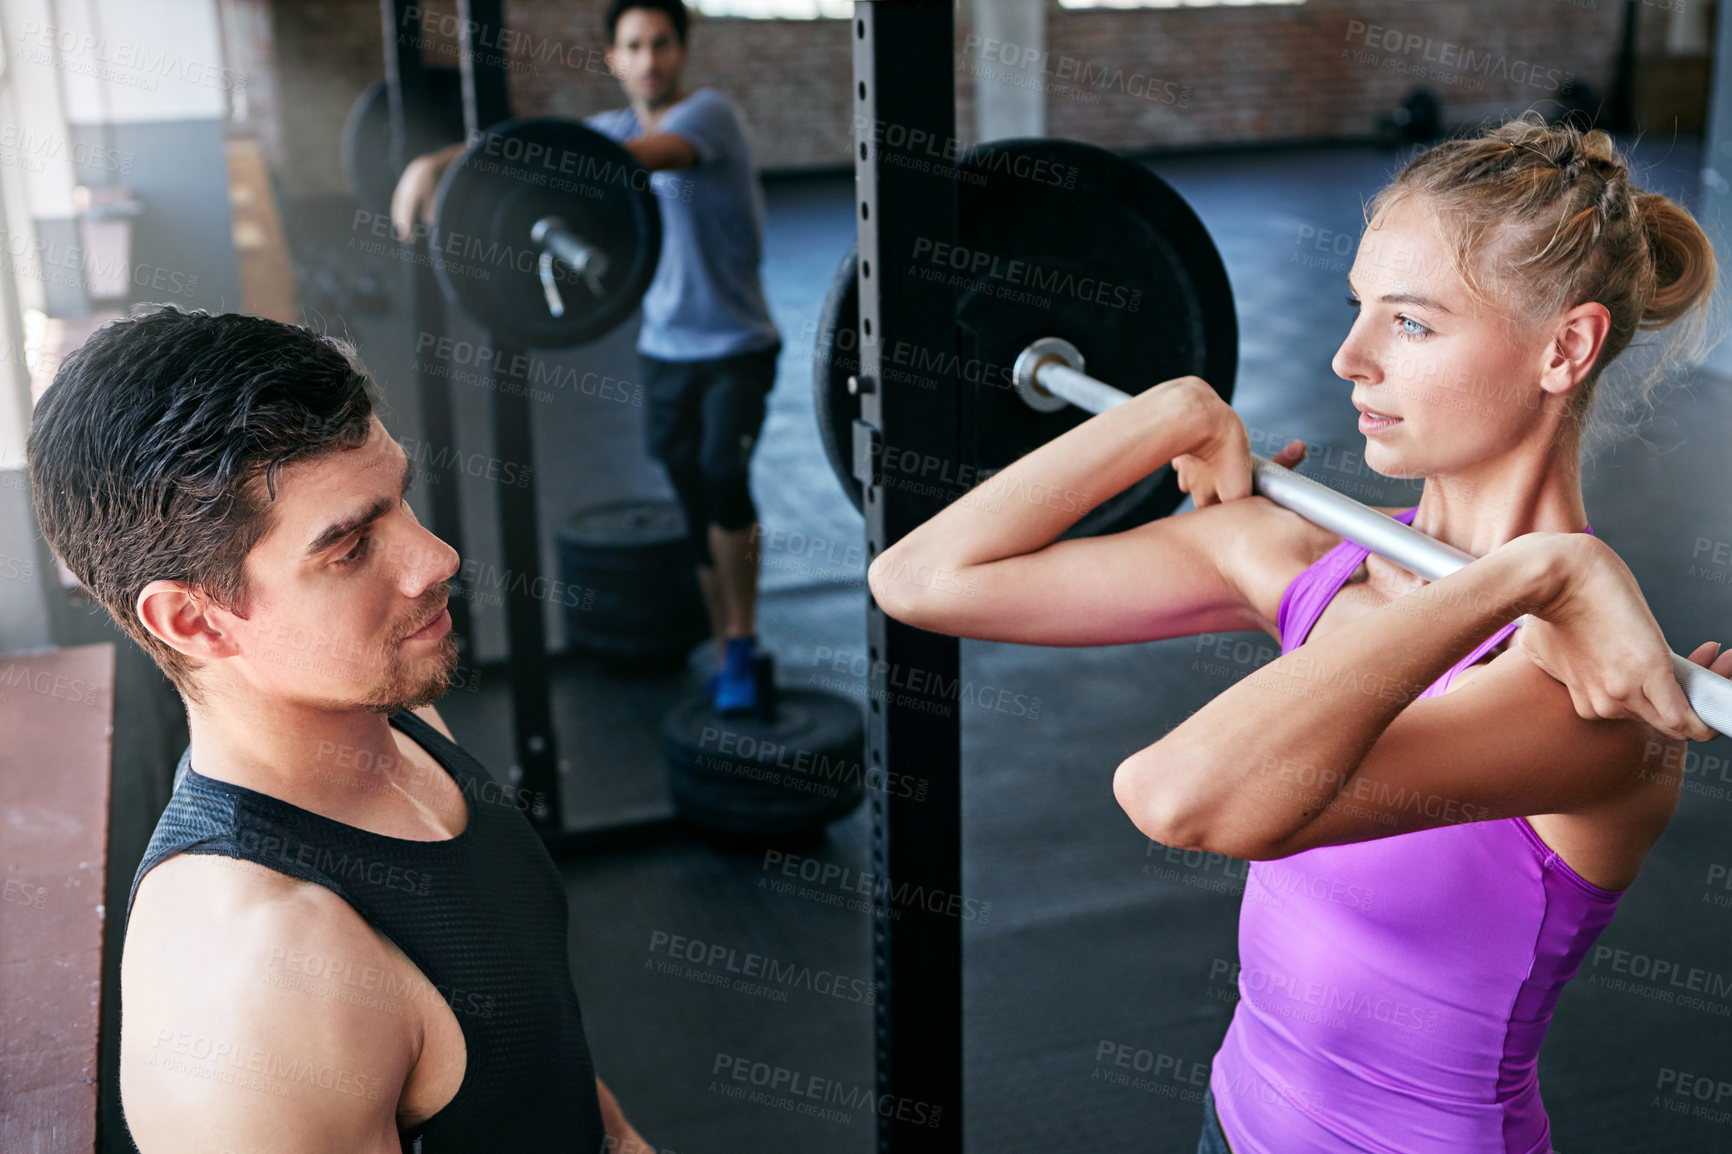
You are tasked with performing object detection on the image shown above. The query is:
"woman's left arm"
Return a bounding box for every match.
[1114,533,1717,860]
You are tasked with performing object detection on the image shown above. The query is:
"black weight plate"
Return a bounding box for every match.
[341,71,467,217]
[430,118,662,348]
[812,239,863,511]
[562,498,693,550]
[661,689,866,837]
[955,138,1236,536]
[558,499,708,667]
[813,139,1237,537]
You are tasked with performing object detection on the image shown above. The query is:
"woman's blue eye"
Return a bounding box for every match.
[1399,315,1429,338]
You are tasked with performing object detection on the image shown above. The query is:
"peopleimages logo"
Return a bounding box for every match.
[647,930,875,1005]
[960,35,1192,108]
[15,19,247,91]
[710,1053,944,1129]
[232,830,432,897]
[910,238,1143,313]
[1342,21,1574,94]
[761,850,992,923]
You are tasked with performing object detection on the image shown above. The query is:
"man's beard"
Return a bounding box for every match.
[355,631,460,713]
[640,76,678,111]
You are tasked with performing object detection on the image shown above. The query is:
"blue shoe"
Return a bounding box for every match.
[713,637,758,715]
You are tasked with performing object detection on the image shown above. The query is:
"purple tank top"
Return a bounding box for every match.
[1209,508,1621,1154]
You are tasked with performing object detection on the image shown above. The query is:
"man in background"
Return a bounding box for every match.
[394,0,781,714]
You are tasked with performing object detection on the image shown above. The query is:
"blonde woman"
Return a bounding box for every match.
[871,114,1731,1153]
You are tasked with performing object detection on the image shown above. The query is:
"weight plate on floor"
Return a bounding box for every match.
[661,689,867,838]
[558,500,708,669]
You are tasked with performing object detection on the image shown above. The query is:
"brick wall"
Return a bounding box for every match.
[264,0,1690,201]
[270,0,385,197]
[1039,0,1676,150]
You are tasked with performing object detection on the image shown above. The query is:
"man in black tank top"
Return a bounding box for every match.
[27,307,651,1152]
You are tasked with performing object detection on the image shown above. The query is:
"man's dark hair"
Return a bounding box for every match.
[605,0,688,46]
[27,306,377,700]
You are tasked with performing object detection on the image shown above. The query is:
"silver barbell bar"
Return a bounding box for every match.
[1011,336,1732,738]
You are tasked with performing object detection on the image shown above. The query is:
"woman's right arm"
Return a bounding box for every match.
[865,376,1316,647]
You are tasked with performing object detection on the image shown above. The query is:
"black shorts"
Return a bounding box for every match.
[640,343,780,558]
[641,343,779,479]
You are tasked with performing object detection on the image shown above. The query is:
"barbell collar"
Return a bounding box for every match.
[1012,338,1732,737]
[1012,337,1087,413]
[531,216,610,315]
[531,216,598,273]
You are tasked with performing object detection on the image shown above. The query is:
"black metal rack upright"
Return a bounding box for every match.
[376,0,580,846]
[853,5,964,1152]
[380,0,471,651]
[444,0,565,835]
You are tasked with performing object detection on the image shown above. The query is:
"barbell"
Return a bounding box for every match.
[429,118,663,348]
[345,77,663,348]
[1006,336,1732,736]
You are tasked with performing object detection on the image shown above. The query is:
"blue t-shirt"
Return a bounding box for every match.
[587,88,779,362]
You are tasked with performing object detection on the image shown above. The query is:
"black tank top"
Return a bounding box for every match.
[125,710,606,1153]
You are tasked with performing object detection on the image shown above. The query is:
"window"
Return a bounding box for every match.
[690,0,849,17]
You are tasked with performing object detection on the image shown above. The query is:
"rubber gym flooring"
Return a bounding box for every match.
[293,136,1732,1153]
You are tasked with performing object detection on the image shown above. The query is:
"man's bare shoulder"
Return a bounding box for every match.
[126,851,396,961]
[121,854,415,1153]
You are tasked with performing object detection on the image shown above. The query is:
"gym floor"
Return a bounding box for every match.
[293,137,1732,1154]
